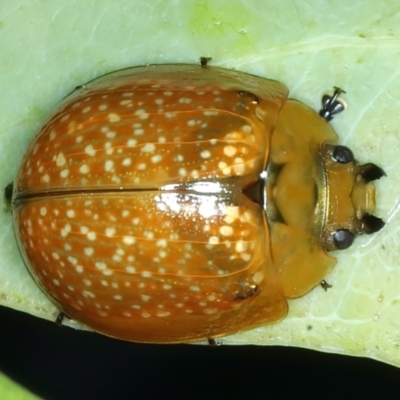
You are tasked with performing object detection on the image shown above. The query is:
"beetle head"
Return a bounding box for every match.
[320,143,385,251]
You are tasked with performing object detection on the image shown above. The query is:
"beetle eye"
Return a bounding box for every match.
[333,145,354,163]
[360,163,386,182]
[333,229,355,250]
[361,214,385,234]
[333,146,354,164]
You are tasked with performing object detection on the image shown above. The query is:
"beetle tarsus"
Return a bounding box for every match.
[320,280,332,291]
[3,183,13,211]
[56,311,67,326]
[208,338,222,346]
[319,87,346,121]
[200,57,212,67]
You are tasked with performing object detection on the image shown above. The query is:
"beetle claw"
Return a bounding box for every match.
[319,87,346,121]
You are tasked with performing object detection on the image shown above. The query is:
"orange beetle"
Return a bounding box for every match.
[8,61,384,343]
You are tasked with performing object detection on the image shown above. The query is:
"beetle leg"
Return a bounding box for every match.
[55,311,68,326]
[232,284,259,301]
[3,183,13,211]
[319,87,346,121]
[237,90,260,110]
[199,57,212,67]
[320,280,332,291]
[208,338,223,346]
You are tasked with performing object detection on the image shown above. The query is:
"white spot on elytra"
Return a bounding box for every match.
[87,231,97,241]
[179,97,192,104]
[122,158,132,166]
[95,262,107,270]
[85,145,96,156]
[156,311,171,317]
[120,100,132,106]
[82,290,95,298]
[223,145,237,157]
[61,224,71,237]
[151,154,162,163]
[179,168,187,177]
[127,139,137,147]
[56,152,66,167]
[108,113,121,122]
[203,110,219,116]
[242,125,252,133]
[79,164,90,174]
[134,109,149,120]
[208,236,219,245]
[84,247,94,256]
[156,239,167,247]
[134,128,144,136]
[141,143,155,153]
[163,284,172,290]
[253,272,264,284]
[105,227,116,237]
[200,150,211,159]
[60,169,69,178]
[76,265,84,273]
[66,210,75,218]
[220,225,233,236]
[105,160,114,171]
[236,240,247,253]
[241,253,251,261]
[123,236,136,245]
[67,256,78,265]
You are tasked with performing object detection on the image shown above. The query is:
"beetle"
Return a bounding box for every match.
[7,59,384,343]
